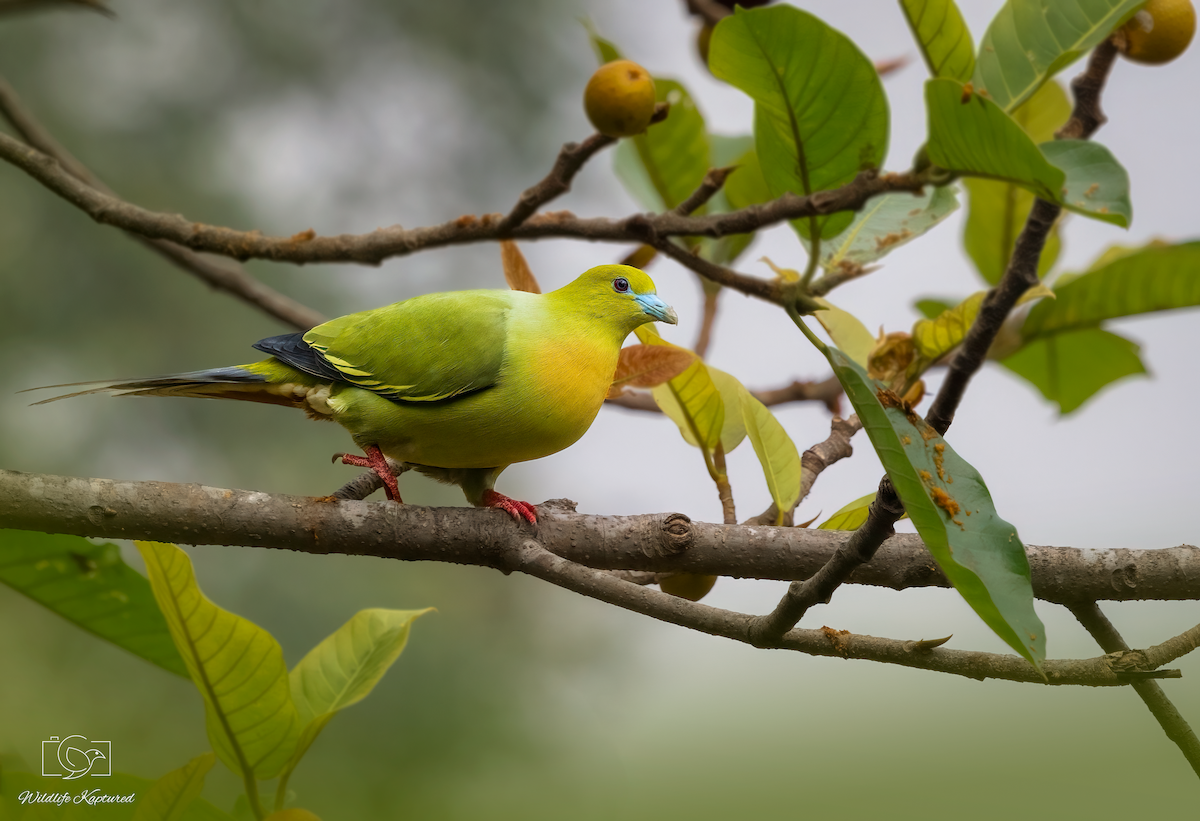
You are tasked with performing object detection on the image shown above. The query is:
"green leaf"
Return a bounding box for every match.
[973,0,1144,113]
[912,292,986,361]
[1040,140,1132,227]
[280,609,430,792]
[926,78,1064,202]
[1000,327,1146,413]
[801,328,1045,670]
[132,753,216,821]
[739,391,802,522]
[1023,241,1200,337]
[623,79,711,212]
[703,136,762,265]
[650,363,745,454]
[963,178,1062,284]
[914,297,955,319]
[813,297,876,368]
[810,185,960,271]
[137,541,300,780]
[900,0,976,81]
[710,5,889,240]
[818,493,876,531]
[961,80,1069,283]
[586,23,622,65]
[0,530,187,677]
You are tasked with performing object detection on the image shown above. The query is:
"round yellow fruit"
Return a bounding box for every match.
[1117,0,1195,64]
[659,573,718,602]
[583,59,656,138]
[264,809,321,821]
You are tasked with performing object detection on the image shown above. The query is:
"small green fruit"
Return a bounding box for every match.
[583,59,656,138]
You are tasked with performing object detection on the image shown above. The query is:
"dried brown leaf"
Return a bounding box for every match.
[608,344,696,397]
[500,240,541,293]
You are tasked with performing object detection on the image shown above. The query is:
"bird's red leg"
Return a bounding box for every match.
[481,489,538,524]
[334,445,402,502]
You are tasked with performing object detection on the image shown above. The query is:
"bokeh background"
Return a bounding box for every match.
[2,0,1198,818]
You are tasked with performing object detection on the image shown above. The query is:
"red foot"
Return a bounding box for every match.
[334,445,402,502]
[482,490,538,524]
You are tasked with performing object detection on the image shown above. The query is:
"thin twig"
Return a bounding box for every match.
[673,166,737,217]
[1066,601,1200,778]
[0,77,324,331]
[604,374,843,414]
[497,132,615,233]
[743,415,860,526]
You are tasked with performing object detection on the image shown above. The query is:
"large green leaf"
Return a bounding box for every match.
[973,0,1144,113]
[809,185,960,271]
[798,324,1045,669]
[137,541,300,780]
[1040,140,1131,227]
[132,753,216,821]
[900,0,976,81]
[962,80,1069,284]
[926,78,1065,201]
[709,4,888,240]
[0,530,187,677]
[739,391,802,523]
[1001,327,1146,413]
[1023,241,1200,338]
[279,609,429,797]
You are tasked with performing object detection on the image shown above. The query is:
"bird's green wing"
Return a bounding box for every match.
[303,290,513,403]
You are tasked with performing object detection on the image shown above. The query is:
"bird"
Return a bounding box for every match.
[31,264,677,523]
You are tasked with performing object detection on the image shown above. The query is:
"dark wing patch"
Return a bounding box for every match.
[253,333,346,382]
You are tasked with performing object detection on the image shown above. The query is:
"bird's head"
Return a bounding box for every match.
[559,264,678,334]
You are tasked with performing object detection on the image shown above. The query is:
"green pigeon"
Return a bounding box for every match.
[34,264,677,522]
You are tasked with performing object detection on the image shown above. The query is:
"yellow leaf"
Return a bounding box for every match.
[814,298,877,368]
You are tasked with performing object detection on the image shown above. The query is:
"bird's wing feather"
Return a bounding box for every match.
[295,290,513,403]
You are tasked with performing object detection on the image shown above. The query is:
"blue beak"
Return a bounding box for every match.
[634,292,678,325]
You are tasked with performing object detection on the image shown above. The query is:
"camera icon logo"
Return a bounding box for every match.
[41,735,111,780]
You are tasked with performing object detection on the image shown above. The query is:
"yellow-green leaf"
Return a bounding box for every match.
[739,391,802,523]
[137,542,300,780]
[818,493,876,531]
[279,609,430,791]
[813,298,875,368]
[900,0,976,82]
[132,753,216,821]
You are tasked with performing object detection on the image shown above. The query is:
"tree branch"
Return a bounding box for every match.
[3,469,1199,606]
[1,467,1189,685]
[1067,601,1200,778]
[0,77,325,331]
[0,128,924,302]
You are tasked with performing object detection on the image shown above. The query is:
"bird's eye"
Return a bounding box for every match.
[613,277,630,293]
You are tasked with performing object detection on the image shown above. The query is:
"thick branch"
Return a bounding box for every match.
[0,78,324,331]
[3,469,1199,605]
[1067,601,1200,777]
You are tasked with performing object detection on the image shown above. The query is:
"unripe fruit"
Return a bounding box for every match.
[583,60,656,138]
[1117,0,1195,64]
[264,809,321,821]
[659,573,718,602]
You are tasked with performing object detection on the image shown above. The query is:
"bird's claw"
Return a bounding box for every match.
[334,445,403,503]
[481,490,538,524]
